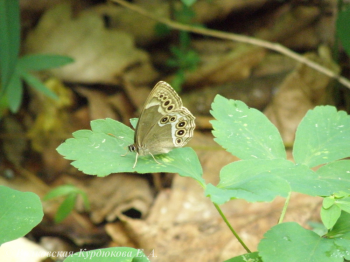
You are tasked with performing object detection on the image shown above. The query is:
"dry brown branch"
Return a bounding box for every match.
[110,0,350,89]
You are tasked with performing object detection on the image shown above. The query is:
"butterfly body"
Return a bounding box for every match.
[128,81,195,168]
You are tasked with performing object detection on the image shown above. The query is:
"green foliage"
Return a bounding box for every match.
[57,118,204,185]
[180,0,197,7]
[336,5,350,57]
[154,1,201,91]
[321,192,350,229]
[57,95,350,261]
[206,97,350,206]
[258,222,350,262]
[223,252,261,262]
[0,0,73,114]
[44,184,90,223]
[210,97,286,160]
[63,247,150,262]
[0,186,43,245]
[293,106,350,167]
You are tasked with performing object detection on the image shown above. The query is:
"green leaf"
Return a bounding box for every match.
[315,160,350,196]
[323,197,335,209]
[130,118,138,129]
[258,222,350,262]
[44,184,80,200]
[293,106,350,168]
[181,0,197,7]
[63,247,150,262]
[0,186,43,245]
[79,189,90,210]
[18,70,58,99]
[17,54,74,71]
[327,211,350,238]
[211,95,286,160]
[336,6,350,57]
[206,158,341,204]
[206,159,291,204]
[154,23,171,37]
[223,252,261,262]
[56,118,204,184]
[55,193,77,223]
[308,221,328,237]
[0,0,20,89]
[335,197,350,213]
[321,205,341,229]
[6,69,22,112]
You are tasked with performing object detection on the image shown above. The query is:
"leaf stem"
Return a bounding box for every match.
[214,203,251,253]
[278,191,292,224]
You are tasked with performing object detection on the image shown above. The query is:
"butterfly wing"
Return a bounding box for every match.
[134,81,195,155]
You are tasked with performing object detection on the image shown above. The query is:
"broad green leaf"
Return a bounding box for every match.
[0,186,43,245]
[258,222,350,262]
[55,193,77,223]
[17,54,73,71]
[327,212,350,238]
[293,106,350,167]
[206,159,338,204]
[57,119,204,184]
[223,252,261,262]
[321,205,341,229]
[276,164,334,197]
[6,69,22,112]
[64,247,150,262]
[336,6,350,57]
[0,0,19,89]
[206,159,291,204]
[211,95,286,160]
[316,160,350,195]
[19,70,58,99]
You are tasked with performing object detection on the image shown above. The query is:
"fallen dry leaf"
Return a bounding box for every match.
[24,3,158,85]
[264,46,340,144]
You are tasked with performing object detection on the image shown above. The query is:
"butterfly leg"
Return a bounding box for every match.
[149,152,162,165]
[133,152,139,169]
[121,150,129,157]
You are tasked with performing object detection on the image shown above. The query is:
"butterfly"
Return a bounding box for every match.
[128,81,196,168]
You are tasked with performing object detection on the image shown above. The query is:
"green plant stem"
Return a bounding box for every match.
[213,203,251,253]
[278,191,291,224]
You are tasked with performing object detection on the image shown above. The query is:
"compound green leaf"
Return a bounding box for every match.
[293,106,350,168]
[211,95,286,160]
[258,222,350,262]
[315,160,350,196]
[327,212,350,238]
[57,118,203,184]
[321,205,341,229]
[0,186,43,245]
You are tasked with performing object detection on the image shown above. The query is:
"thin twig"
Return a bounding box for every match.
[111,0,350,89]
